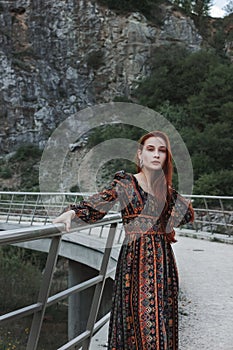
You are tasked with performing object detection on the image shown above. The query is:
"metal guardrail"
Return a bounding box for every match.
[183,194,233,236]
[0,191,232,349]
[0,191,232,236]
[0,214,122,350]
[0,191,93,226]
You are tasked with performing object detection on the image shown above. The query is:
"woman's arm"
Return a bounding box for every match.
[169,190,194,228]
[52,171,125,232]
[53,209,76,232]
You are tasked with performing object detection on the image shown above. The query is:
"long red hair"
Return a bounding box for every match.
[136,130,173,187]
[136,130,173,227]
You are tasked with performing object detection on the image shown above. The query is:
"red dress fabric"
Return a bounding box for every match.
[70,171,194,350]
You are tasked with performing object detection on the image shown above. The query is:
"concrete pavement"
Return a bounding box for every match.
[90,234,233,349]
[174,234,233,350]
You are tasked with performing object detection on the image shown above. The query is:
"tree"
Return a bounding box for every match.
[171,0,212,16]
[194,170,233,195]
[193,0,213,16]
[223,0,233,14]
[188,63,233,127]
[132,46,233,195]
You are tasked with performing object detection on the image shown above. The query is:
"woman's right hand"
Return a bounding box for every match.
[52,210,76,232]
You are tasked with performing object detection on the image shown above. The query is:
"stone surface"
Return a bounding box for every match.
[0,1,204,153]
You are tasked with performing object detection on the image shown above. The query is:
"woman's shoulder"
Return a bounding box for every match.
[169,187,191,207]
[170,186,178,198]
[114,170,133,182]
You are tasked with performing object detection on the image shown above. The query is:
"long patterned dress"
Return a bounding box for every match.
[70,171,194,350]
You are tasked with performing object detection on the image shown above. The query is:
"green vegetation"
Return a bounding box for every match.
[0,245,68,349]
[97,0,161,14]
[223,0,233,15]
[128,45,232,195]
[87,50,105,70]
[0,166,12,179]
[96,0,165,23]
[0,246,43,312]
[0,246,42,349]
[172,0,212,17]
[0,144,42,191]
[83,54,233,195]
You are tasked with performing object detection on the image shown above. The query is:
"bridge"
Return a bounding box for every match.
[0,191,232,349]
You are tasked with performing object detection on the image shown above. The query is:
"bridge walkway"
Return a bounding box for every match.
[90,232,233,350]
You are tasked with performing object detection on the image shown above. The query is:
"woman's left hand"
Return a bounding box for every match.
[53,210,76,232]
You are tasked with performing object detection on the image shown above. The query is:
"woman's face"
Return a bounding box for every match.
[138,136,167,171]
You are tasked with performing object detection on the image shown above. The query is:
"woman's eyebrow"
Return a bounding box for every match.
[146,144,167,148]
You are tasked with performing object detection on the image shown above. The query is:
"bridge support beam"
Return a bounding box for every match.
[68,260,96,339]
[68,260,114,341]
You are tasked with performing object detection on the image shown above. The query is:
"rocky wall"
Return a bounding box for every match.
[0,0,203,153]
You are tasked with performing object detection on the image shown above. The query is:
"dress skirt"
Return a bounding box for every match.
[108,233,179,350]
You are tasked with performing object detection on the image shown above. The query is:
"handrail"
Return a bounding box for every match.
[1,191,232,236]
[0,190,232,199]
[0,213,121,244]
[0,214,122,349]
[0,192,232,348]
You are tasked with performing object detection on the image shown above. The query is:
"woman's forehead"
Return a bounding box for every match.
[144,136,167,147]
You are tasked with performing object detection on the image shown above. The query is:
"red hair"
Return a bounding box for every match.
[136,131,174,233]
[136,130,173,188]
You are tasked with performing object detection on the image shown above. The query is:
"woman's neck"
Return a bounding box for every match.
[135,169,162,195]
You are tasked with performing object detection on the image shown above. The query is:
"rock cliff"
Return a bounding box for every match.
[0,0,204,153]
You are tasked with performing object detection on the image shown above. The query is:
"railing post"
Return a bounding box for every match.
[82,222,118,350]
[203,198,213,234]
[6,193,14,223]
[19,194,27,224]
[26,235,62,350]
[117,224,124,243]
[30,194,40,225]
[219,199,230,236]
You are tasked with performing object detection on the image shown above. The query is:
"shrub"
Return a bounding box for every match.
[0,166,12,179]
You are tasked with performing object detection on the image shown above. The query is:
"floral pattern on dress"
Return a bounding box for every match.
[70,170,194,350]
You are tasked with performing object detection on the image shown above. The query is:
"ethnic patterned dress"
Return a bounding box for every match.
[70,171,194,350]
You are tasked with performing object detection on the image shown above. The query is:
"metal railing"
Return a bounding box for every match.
[0,191,93,226]
[0,214,122,350]
[0,191,232,349]
[0,191,232,236]
[183,194,233,236]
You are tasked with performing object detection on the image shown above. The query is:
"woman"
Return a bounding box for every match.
[53,130,194,350]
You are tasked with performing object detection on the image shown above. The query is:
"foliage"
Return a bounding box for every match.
[96,0,165,22]
[135,46,220,108]
[132,45,233,195]
[171,0,212,16]
[0,246,42,313]
[86,50,104,70]
[0,321,30,350]
[86,123,144,150]
[223,0,233,14]
[194,170,233,195]
[0,246,68,349]
[12,144,42,161]
[80,124,145,182]
[0,166,12,179]
[0,144,42,191]
[97,0,151,13]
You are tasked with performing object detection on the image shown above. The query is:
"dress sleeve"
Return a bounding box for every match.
[168,189,194,228]
[163,190,194,243]
[68,171,125,224]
